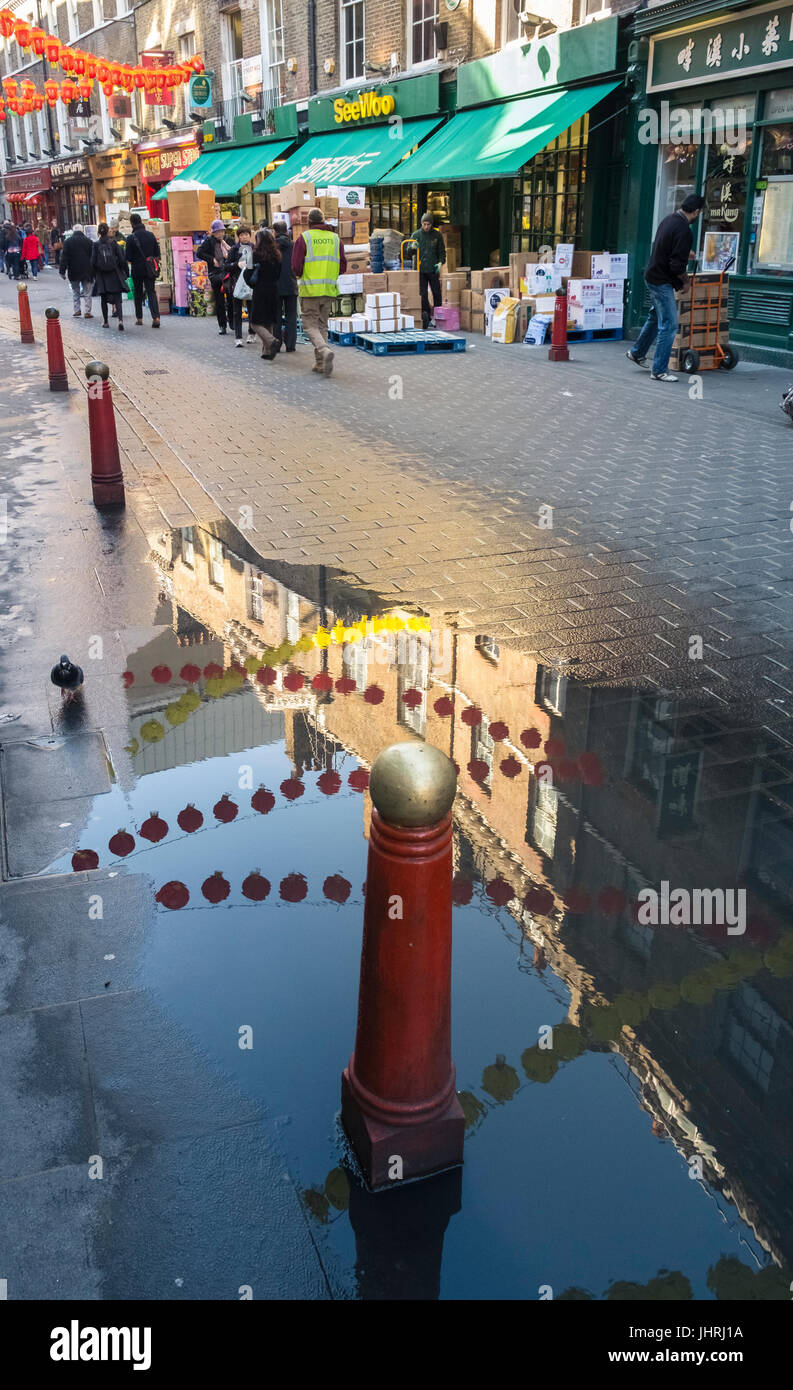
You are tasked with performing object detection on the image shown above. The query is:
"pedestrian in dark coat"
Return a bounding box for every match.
[196,219,233,334]
[272,220,298,352]
[225,223,255,345]
[125,212,161,327]
[50,220,62,270]
[60,224,95,316]
[243,228,281,360]
[91,222,128,329]
[3,224,21,279]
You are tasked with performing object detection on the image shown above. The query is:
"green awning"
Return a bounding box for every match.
[253,116,443,192]
[152,140,294,200]
[382,80,619,183]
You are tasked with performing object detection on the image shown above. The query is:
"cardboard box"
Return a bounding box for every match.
[527,263,562,295]
[590,253,612,279]
[445,247,459,270]
[321,185,366,209]
[362,272,388,294]
[601,279,624,305]
[471,312,485,333]
[534,294,558,315]
[339,218,355,239]
[470,289,485,313]
[348,205,370,222]
[603,304,624,327]
[434,304,460,331]
[386,269,420,296]
[166,188,215,236]
[471,266,510,290]
[554,243,575,272]
[567,279,603,307]
[571,249,594,277]
[316,195,338,220]
[366,316,409,332]
[338,273,364,293]
[443,271,468,293]
[277,181,315,213]
[459,307,472,331]
[353,225,370,244]
[571,303,604,330]
[608,253,628,278]
[514,300,529,343]
[461,288,472,310]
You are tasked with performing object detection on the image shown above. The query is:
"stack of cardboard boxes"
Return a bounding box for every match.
[329,291,415,336]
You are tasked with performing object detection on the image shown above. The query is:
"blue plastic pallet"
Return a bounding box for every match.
[328,329,357,345]
[355,330,466,355]
[566,326,623,342]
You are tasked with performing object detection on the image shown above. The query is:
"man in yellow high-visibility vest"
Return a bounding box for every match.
[292,207,347,377]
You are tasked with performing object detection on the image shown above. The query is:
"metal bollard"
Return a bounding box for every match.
[84,361,125,509]
[341,741,464,1190]
[17,281,34,345]
[548,285,570,362]
[45,307,69,391]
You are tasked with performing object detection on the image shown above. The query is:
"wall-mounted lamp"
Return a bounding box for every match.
[323,57,335,75]
[286,57,297,73]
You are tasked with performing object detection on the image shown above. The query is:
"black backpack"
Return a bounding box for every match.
[96,238,117,272]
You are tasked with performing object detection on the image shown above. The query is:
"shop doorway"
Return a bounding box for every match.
[470,180,501,269]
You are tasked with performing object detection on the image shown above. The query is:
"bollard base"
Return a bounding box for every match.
[49,373,69,392]
[341,1067,465,1191]
[548,345,569,362]
[20,332,34,346]
[91,476,125,508]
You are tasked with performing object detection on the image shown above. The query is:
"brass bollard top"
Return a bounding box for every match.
[45,307,60,319]
[370,742,457,827]
[84,361,110,382]
[17,281,28,292]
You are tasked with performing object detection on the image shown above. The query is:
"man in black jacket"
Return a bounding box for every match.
[272,220,298,351]
[60,224,95,317]
[126,212,161,327]
[627,193,705,382]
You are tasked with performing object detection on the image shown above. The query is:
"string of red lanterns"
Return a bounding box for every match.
[0,9,204,118]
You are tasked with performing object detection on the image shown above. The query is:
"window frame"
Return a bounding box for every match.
[407,0,438,70]
[340,0,365,84]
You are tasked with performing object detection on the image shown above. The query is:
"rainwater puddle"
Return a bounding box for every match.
[48,517,793,1299]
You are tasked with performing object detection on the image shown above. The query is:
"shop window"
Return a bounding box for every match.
[180,33,196,123]
[181,526,194,569]
[208,536,224,589]
[654,133,699,225]
[502,0,522,46]
[723,984,779,1094]
[409,0,438,67]
[341,0,365,83]
[511,117,589,256]
[700,99,754,269]
[264,0,285,99]
[752,122,793,274]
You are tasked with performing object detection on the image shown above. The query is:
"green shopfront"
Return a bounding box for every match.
[155,104,300,225]
[254,26,628,272]
[628,0,793,366]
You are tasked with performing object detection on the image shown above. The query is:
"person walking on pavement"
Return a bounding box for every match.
[197,219,233,335]
[22,227,42,278]
[49,220,62,271]
[273,219,298,352]
[126,212,161,328]
[292,207,347,376]
[3,223,21,279]
[243,227,282,361]
[59,223,95,317]
[0,221,11,275]
[626,193,706,383]
[226,223,254,346]
[404,213,446,328]
[91,222,128,330]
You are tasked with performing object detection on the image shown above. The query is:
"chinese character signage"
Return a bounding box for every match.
[648,4,793,91]
[139,146,199,179]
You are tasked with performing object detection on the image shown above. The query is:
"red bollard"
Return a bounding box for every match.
[341,742,464,1190]
[45,307,69,391]
[548,285,569,362]
[84,361,125,508]
[17,281,34,344]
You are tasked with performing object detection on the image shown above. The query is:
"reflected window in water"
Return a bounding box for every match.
[527,768,557,858]
[397,636,429,738]
[475,635,500,664]
[537,665,567,716]
[472,714,495,797]
[208,536,224,589]
[181,526,195,569]
[725,984,781,1094]
[343,639,368,692]
[285,590,300,644]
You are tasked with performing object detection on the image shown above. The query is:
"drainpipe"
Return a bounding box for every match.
[308,0,318,98]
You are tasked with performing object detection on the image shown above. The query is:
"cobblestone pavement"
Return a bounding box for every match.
[3,271,793,725]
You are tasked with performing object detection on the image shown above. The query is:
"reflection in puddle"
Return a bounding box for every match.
[53,516,793,1298]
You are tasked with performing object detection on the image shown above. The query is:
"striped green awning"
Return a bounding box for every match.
[152,140,294,200]
[384,80,619,182]
[253,117,443,192]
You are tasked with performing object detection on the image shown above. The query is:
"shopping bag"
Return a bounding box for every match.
[233,270,253,301]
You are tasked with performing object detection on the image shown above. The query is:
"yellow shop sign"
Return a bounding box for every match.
[333,90,396,124]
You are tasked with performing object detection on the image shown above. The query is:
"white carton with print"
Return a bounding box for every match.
[601,279,625,305]
[567,278,603,308]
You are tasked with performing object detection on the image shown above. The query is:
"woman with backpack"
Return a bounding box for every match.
[91,223,129,330]
[243,228,282,361]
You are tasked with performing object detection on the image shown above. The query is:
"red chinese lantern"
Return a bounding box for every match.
[179,662,201,683]
[283,670,304,692]
[139,811,168,843]
[20,79,35,99]
[156,880,189,910]
[122,669,134,688]
[213,794,238,823]
[520,727,542,749]
[461,706,482,727]
[78,81,92,102]
[96,61,109,84]
[86,55,97,79]
[72,848,99,872]
[500,755,521,779]
[242,871,270,902]
[133,67,146,89]
[20,98,33,114]
[433,695,453,717]
[45,35,61,63]
[144,71,158,93]
[251,786,275,815]
[73,50,86,75]
[311,672,333,691]
[177,804,203,833]
[468,759,489,783]
[280,872,308,903]
[348,768,369,792]
[122,69,134,92]
[102,82,113,97]
[524,884,554,916]
[0,13,16,40]
[202,871,230,904]
[317,770,341,796]
[14,19,32,48]
[0,110,5,123]
[280,777,304,801]
[108,829,135,858]
[335,676,357,695]
[323,874,351,904]
[109,64,122,86]
[401,688,422,709]
[2,78,18,99]
[60,47,76,72]
[256,665,277,686]
[487,877,514,907]
[7,98,18,113]
[545,737,566,758]
[151,664,172,684]
[363,684,384,705]
[33,93,44,110]
[30,26,45,55]
[60,82,79,104]
[203,661,223,680]
[452,874,473,905]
